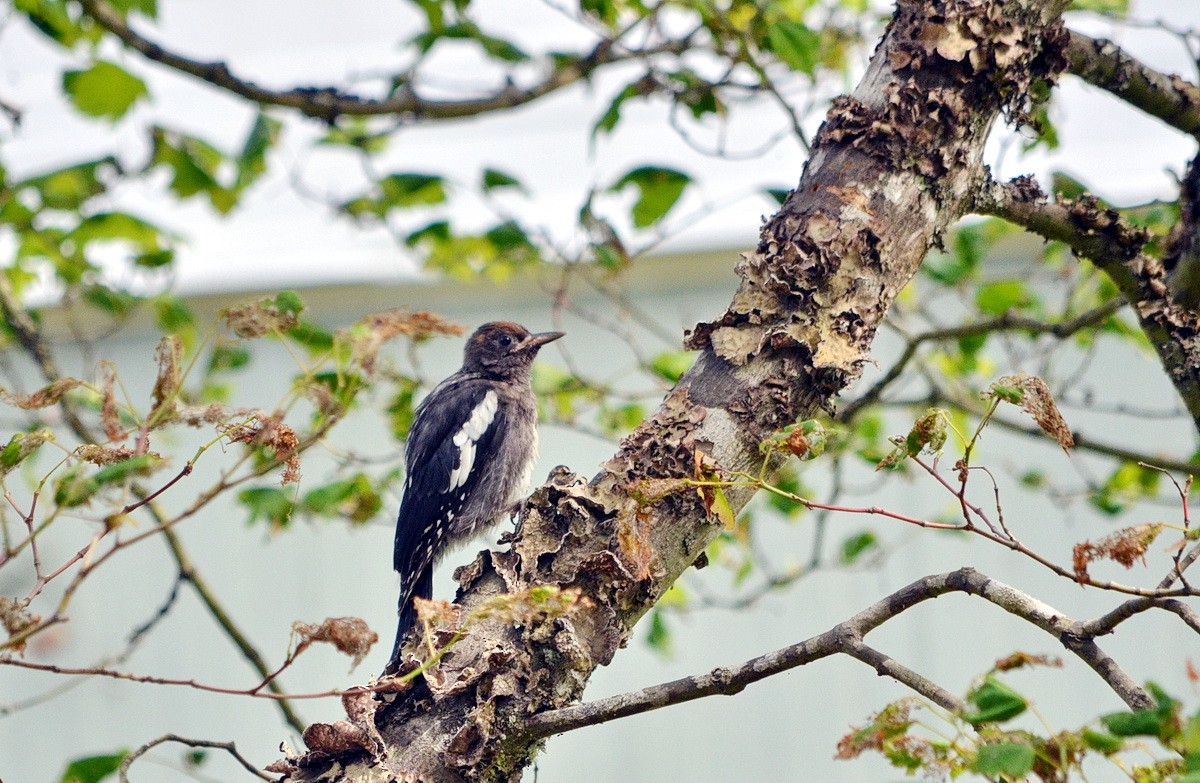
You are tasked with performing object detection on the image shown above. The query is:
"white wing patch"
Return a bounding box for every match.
[447,390,498,492]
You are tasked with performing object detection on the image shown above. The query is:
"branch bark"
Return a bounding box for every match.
[274,0,1076,780]
[1066,31,1200,138]
[524,566,1158,740]
[74,0,683,122]
[977,177,1200,435]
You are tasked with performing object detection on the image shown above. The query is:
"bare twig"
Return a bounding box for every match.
[118,733,271,782]
[841,297,1126,420]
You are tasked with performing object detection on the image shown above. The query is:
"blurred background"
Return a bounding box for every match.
[0,0,1198,781]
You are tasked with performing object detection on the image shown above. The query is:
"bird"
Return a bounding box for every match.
[383,321,564,675]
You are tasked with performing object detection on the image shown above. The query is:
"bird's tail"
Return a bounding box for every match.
[383,564,434,676]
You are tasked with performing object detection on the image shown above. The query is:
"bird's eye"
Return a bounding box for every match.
[497,334,513,348]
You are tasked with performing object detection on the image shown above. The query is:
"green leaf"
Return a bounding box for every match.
[976,279,1033,315]
[68,212,166,254]
[481,168,525,194]
[154,295,196,339]
[235,112,282,191]
[611,166,691,228]
[301,475,381,524]
[0,430,54,475]
[593,84,639,139]
[971,743,1035,778]
[206,342,251,375]
[387,376,421,440]
[1081,728,1124,754]
[645,608,672,656]
[238,486,295,529]
[107,0,157,18]
[62,61,148,121]
[272,290,305,316]
[60,751,128,783]
[287,321,335,353]
[83,285,139,318]
[649,351,695,383]
[840,531,878,564]
[16,0,86,46]
[963,676,1028,725]
[763,187,791,206]
[17,157,117,210]
[767,21,820,75]
[1068,0,1127,14]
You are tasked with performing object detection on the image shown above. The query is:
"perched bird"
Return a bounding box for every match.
[384,321,563,674]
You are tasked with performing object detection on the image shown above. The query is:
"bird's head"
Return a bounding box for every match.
[462,321,564,378]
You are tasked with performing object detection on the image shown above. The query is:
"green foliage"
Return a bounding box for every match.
[844,680,1200,782]
[239,486,296,530]
[648,351,695,383]
[970,742,1036,778]
[644,607,672,656]
[767,20,821,75]
[342,173,448,218]
[610,166,692,228]
[963,676,1029,725]
[1090,461,1162,516]
[149,114,280,214]
[59,752,128,783]
[62,61,148,121]
[839,530,878,564]
[876,408,948,471]
[481,168,526,194]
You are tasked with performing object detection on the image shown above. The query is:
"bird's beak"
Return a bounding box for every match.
[524,331,565,350]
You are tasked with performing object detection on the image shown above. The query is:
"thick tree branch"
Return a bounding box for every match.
[524,567,1158,740]
[1066,31,1200,138]
[977,177,1200,435]
[278,1,1077,779]
[74,0,683,122]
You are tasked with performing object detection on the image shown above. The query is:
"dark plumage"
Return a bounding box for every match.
[384,321,563,674]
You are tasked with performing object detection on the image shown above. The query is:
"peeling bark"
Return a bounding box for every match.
[275,1,1072,780]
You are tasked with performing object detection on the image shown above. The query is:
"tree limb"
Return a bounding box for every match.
[74,0,684,122]
[976,177,1200,435]
[1066,31,1200,138]
[524,567,1159,740]
[277,1,1077,779]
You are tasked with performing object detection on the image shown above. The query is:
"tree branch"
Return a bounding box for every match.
[524,567,1157,740]
[976,177,1200,435]
[1066,31,1200,138]
[74,0,683,122]
[279,1,1079,778]
[118,733,272,782]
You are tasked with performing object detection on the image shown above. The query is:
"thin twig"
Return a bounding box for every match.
[118,733,272,782]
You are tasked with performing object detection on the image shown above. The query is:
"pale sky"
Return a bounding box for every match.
[0,0,1197,294]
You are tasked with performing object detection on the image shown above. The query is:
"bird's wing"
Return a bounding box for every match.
[393,378,507,579]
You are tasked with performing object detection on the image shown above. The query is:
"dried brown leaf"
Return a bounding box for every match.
[993,651,1063,672]
[1072,523,1163,582]
[1,378,83,410]
[342,310,463,376]
[292,616,377,669]
[149,335,183,419]
[99,362,125,442]
[222,298,300,338]
[0,596,40,654]
[990,373,1074,451]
